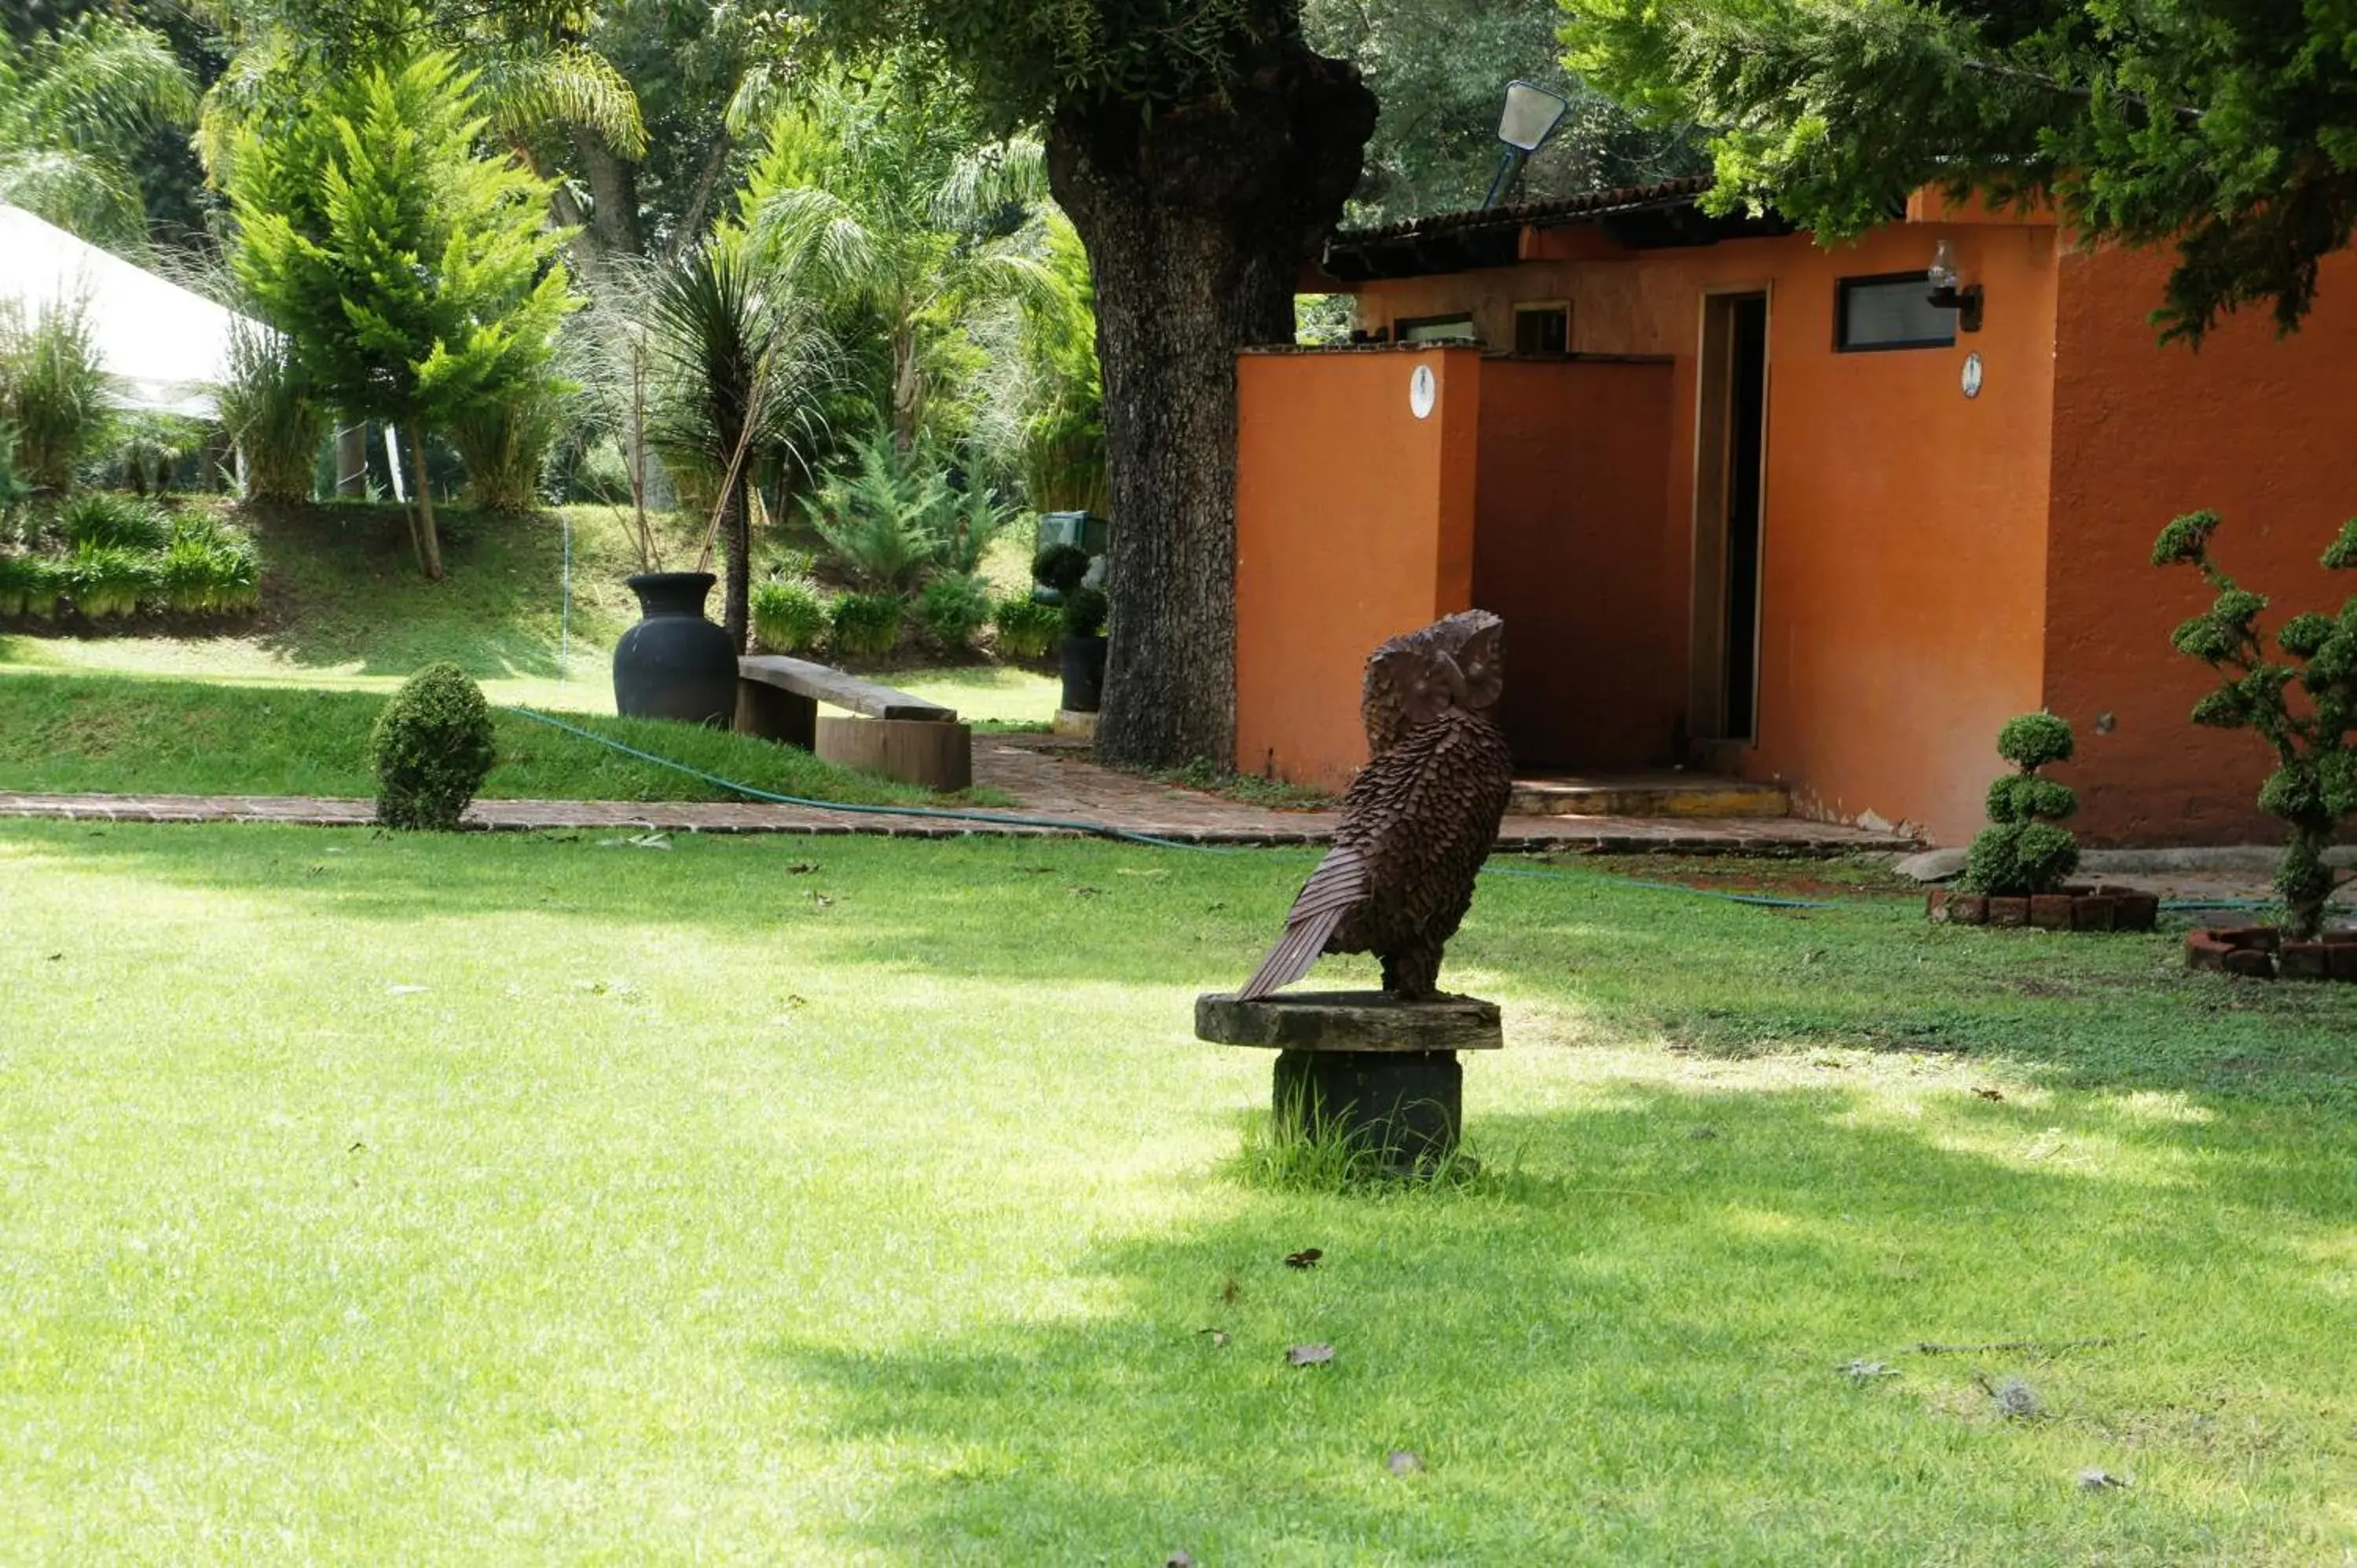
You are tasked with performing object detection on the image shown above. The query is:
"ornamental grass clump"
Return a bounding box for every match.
[1959,713,2080,896]
[750,573,831,653]
[991,594,1061,658]
[2154,510,2357,940]
[371,663,497,831]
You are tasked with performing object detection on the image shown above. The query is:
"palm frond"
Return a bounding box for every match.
[475,44,647,160]
[0,148,151,252]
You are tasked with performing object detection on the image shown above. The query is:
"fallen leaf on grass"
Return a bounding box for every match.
[1166,1553,1196,1568]
[1983,1374,2048,1420]
[387,984,427,997]
[1387,1450,1424,1475]
[45,953,60,962]
[808,892,834,907]
[1839,1359,1901,1382]
[1284,1247,1322,1269]
[599,833,672,850]
[786,862,820,874]
[2077,1468,2132,1491]
[1065,885,1105,899]
[1974,1086,2007,1101]
[1287,1343,1335,1367]
[1197,1328,1229,1348]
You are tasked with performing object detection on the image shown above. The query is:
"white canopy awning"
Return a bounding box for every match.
[0,203,258,419]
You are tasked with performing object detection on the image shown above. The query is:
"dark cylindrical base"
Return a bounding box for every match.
[1059,634,1106,713]
[1273,1049,1462,1173]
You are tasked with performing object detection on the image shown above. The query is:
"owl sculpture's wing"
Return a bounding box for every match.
[1236,841,1367,1000]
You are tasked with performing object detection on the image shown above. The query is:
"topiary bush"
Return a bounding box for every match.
[750,573,832,653]
[2154,509,2357,939]
[1958,713,2080,896]
[371,662,497,830]
[992,594,1061,659]
[830,591,905,659]
[917,573,993,653]
[1061,583,1109,639]
[1032,542,1090,595]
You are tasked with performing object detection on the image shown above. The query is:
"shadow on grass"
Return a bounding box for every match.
[755,1086,2352,1562]
[11,822,2357,1116]
[241,502,610,683]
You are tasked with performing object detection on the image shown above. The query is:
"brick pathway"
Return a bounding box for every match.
[0,736,1920,855]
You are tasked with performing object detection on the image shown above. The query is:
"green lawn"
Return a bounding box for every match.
[0,669,984,806]
[5,823,2355,1562]
[0,500,1063,724]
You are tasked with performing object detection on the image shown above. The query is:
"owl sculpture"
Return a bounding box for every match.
[1238,610,1512,1001]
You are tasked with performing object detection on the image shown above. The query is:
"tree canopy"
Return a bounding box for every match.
[1563,0,2357,341]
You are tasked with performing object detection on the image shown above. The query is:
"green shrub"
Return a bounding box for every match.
[1061,584,1108,639]
[108,412,207,496]
[216,321,324,505]
[60,493,170,551]
[751,573,832,653]
[805,428,954,594]
[1958,713,2080,897]
[453,380,566,513]
[371,663,497,830]
[1033,542,1090,595]
[917,573,993,652]
[0,552,63,617]
[64,542,163,619]
[992,594,1061,659]
[830,591,905,658]
[156,519,260,614]
[940,485,1017,577]
[2154,509,2357,939]
[0,295,116,492]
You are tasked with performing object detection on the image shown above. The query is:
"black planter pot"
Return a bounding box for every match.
[1059,633,1107,713]
[613,572,738,726]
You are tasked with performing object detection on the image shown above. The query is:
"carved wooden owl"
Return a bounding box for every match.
[1240,610,1512,1000]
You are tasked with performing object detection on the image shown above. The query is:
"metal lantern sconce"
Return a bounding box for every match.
[1481,81,1571,210]
[1926,238,1984,332]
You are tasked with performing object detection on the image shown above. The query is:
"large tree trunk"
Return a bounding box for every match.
[406,421,445,582]
[574,128,644,258]
[336,423,368,497]
[1047,42,1376,770]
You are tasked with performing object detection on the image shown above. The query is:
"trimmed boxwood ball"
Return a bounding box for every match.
[1995,713,2073,771]
[1958,712,2080,897]
[1033,543,1090,595]
[372,662,496,830]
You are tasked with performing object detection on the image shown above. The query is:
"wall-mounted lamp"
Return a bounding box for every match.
[1926,238,1984,332]
[1481,81,1571,210]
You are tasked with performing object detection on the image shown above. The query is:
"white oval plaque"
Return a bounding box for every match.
[1961,351,1984,400]
[1409,362,1437,419]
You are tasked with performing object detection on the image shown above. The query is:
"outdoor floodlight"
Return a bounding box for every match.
[1482,80,1572,210]
[1926,237,1985,332]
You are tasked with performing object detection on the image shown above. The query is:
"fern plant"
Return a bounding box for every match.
[804,427,951,593]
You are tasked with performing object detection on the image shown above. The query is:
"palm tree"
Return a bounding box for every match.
[742,56,1058,452]
[647,234,838,650]
[0,16,198,254]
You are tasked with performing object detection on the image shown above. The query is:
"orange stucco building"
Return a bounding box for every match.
[1233,178,2357,846]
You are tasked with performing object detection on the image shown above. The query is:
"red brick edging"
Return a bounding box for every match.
[0,789,1919,855]
[2186,925,2357,980]
[1926,885,2160,932]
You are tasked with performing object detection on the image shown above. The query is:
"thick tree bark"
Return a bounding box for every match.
[406,421,445,581]
[574,128,644,258]
[1047,42,1377,770]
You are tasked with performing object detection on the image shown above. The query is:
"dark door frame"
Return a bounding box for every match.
[1688,286,1772,753]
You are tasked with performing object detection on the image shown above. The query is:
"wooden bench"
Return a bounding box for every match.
[735,655,972,791]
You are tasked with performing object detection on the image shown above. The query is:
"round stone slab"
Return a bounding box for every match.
[1194,991,1503,1053]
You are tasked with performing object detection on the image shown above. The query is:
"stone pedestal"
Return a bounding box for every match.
[1194,991,1502,1174]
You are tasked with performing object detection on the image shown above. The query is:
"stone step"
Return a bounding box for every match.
[1508,771,1789,819]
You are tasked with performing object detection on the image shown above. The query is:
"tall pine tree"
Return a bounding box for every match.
[229,49,574,577]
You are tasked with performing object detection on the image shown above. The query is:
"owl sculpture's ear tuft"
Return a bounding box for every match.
[1456,623,1504,709]
[1400,652,1461,727]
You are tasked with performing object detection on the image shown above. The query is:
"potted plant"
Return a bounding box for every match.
[1036,544,1106,713]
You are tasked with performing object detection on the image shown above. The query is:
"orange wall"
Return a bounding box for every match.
[1233,346,1479,791]
[1472,357,1680,767]
[1357,221,2059,841]
[2044,247,2357,844]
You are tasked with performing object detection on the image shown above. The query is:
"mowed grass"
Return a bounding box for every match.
[4,823,2356,1562]
[0,669,981,806]
[0,500,1065,724]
